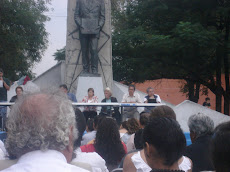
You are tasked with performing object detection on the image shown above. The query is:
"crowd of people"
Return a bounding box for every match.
[0,80,229,171]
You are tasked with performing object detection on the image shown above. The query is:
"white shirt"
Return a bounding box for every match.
[122,92,141,103]
[131,151,191,172]
[126,133,135,152]
[0,141,7,160]
[72,148,109,172]
[1,150,89,172]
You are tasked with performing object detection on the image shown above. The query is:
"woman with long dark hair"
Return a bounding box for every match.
[81,117,127,171]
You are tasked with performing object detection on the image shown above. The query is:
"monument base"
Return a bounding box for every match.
[80,73,101,77]
[76,76,105,103]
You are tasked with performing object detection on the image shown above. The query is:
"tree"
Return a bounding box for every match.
[0,0,51,81]
[53,47,65,62]
[112,0,230,115]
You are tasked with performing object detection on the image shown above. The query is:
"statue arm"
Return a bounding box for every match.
[74,0,82,27]
[99,0,105,29]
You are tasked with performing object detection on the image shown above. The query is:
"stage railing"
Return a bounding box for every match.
[0,102,164,107]
[0,102,164,130]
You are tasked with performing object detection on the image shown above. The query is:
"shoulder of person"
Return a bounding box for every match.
[3,77,10,84]
[111,97,118,102]
[123,152,138,172]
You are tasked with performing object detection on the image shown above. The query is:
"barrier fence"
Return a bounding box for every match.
[0,102,164,130]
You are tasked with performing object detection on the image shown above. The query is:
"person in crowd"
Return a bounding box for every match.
[123,105,192,172]
[126,112,151,152]
[86,118,94,132]
[0,68,10,130]
[124,117,187,172]
[59,84,77,102]
[81,118,97,146]
[147,117,186,172]
[203,97,211,108]
[100,87,121,125]
[121,118,140,145]
[10,86,23,103]
[150,105,176,120]
[82,88,98,121]
[1,91,88,172]
[144,87,161,113]
[72,108,109,172]
[122,85,141,120]
[211,121,230,172]
[80,117,127,171]
[119,121,128,138]
[184,113,214,172]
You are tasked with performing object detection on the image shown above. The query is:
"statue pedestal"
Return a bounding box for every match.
[76,76,104,103]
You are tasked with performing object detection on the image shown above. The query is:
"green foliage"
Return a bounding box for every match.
[0,0,50,81]
[112,0,230,113]
[53,47,66,62]
[112,0,222,83]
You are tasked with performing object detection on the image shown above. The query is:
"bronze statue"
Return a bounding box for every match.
[74,0,105,74]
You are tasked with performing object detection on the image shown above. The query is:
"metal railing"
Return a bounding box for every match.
[0,102,165,130]
[0,102,164,107]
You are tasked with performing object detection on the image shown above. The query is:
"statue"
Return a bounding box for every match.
[74,0,105,74]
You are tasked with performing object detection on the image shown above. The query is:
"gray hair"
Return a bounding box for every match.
[146,87,154,93]
[188,113,214,138]
[104,87,112,96]
[5,90,78,158]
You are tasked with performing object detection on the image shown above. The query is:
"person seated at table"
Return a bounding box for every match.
[143,87,161,113]
[10,86,23,103]
[99,87,121,125]
[122,85,141,120]
[82,88,98,122]
[80,117,127,171]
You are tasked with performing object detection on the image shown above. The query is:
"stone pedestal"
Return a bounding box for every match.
[76,76,104,102]
[65,0,113,93]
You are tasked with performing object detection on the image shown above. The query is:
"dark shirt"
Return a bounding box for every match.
[10,95,18,103]
[134,129,144,150]
[101,97,119,115]
[0,77,10,101]
[184,135,214,172]
[203,102,211,107]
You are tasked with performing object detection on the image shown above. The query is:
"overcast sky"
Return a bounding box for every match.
[32,0,68,76]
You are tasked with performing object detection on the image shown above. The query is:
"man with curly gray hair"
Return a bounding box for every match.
[184,113,215,172]
[1,91,89,172]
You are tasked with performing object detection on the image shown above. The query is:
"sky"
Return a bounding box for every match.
[32,0,68,76]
